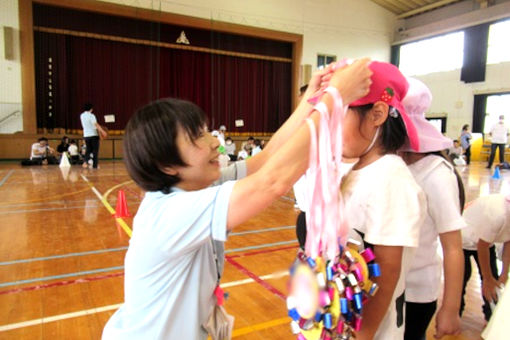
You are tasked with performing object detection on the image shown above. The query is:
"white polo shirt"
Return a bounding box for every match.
[405,155,466,303]
[102,161,246,340]
[490,121,509,144]
[80,110,98,137]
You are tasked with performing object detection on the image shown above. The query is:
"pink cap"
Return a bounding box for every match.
[350,61,419,151]
[400,77,453,153]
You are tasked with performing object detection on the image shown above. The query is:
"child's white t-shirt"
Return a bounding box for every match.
[462,194,510,250]
[102,161,246,340]
[68,144,79,156]
[341,154,425,340]
[405,155,466,303]
[30,143,46,159]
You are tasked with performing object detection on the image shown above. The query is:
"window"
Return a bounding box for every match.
[399,31,464,76]
[317,54,336,69]
[483,93,510,134]
[426,117,446,133]
[487,19,510,64]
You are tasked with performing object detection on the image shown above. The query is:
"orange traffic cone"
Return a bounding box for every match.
[115,189,130,218]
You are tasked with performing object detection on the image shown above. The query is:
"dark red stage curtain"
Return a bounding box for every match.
[34,31,291,133]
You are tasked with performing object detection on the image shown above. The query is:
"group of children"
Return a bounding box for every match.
[101,59,508,340]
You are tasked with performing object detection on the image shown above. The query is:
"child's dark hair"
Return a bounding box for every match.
[430,151,466,213]
[123,98,208,194]
[83,103,93,111]
[350,104,407,153]
[38,137,48,142]
[299,85,308,95]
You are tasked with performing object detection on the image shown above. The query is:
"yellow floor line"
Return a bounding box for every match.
[81,174,132,237]
[232,317,290,337]
[102,180,134,201]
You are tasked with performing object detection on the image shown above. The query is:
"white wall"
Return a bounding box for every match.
[0,0,23,133]
[417,61,510,139]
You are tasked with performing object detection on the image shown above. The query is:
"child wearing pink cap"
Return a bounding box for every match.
[340,62,426,340]
[399,77,466,340]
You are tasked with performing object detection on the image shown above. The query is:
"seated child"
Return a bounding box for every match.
[68,140,81,164]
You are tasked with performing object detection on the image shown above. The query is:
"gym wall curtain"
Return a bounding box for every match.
[472,94,487,133]
[33,3,292,133]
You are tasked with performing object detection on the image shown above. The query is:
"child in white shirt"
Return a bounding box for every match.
[399,78,466,340]
[461,194,510,321]
[340,62,426,340]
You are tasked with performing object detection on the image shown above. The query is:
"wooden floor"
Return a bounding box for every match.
[0,161,501,339]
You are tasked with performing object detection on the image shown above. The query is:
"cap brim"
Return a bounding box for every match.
[400,114,452,153]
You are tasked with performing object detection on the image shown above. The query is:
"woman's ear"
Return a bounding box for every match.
[370,101,390,127]
[162,166,178,176]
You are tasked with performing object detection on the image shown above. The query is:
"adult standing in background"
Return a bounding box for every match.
[218,125,227,146]
[80,103,107,169]
[487,115,509,169]
[460,124,472,165]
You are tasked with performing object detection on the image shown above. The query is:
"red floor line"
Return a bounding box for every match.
[0,272,124,296]
[225,257,286,300]
[0,244,296,296]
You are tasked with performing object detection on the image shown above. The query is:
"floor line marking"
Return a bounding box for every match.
[0,272,125,296]
[0,303,122,332]
[0,187,91,206]
[225,240,297,254]
[0,266,124,288]
[221,271,288,288]
[0,244,296,295]
[0,247,128,266]
[232,317,290,337]
[112,178,144,199]
[226,244,297,258]
[81,174,132,237]
[226,257,286,300]
[0,271,289,331]
[0,198,105,208]
[0,234,293,267]
[229,225,294,236]
[0,170,14,188]
[102,180,134,201]
[0,205,99,215]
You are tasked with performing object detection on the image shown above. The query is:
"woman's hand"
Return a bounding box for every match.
[329,58,372,105]
[301,68,331,102]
